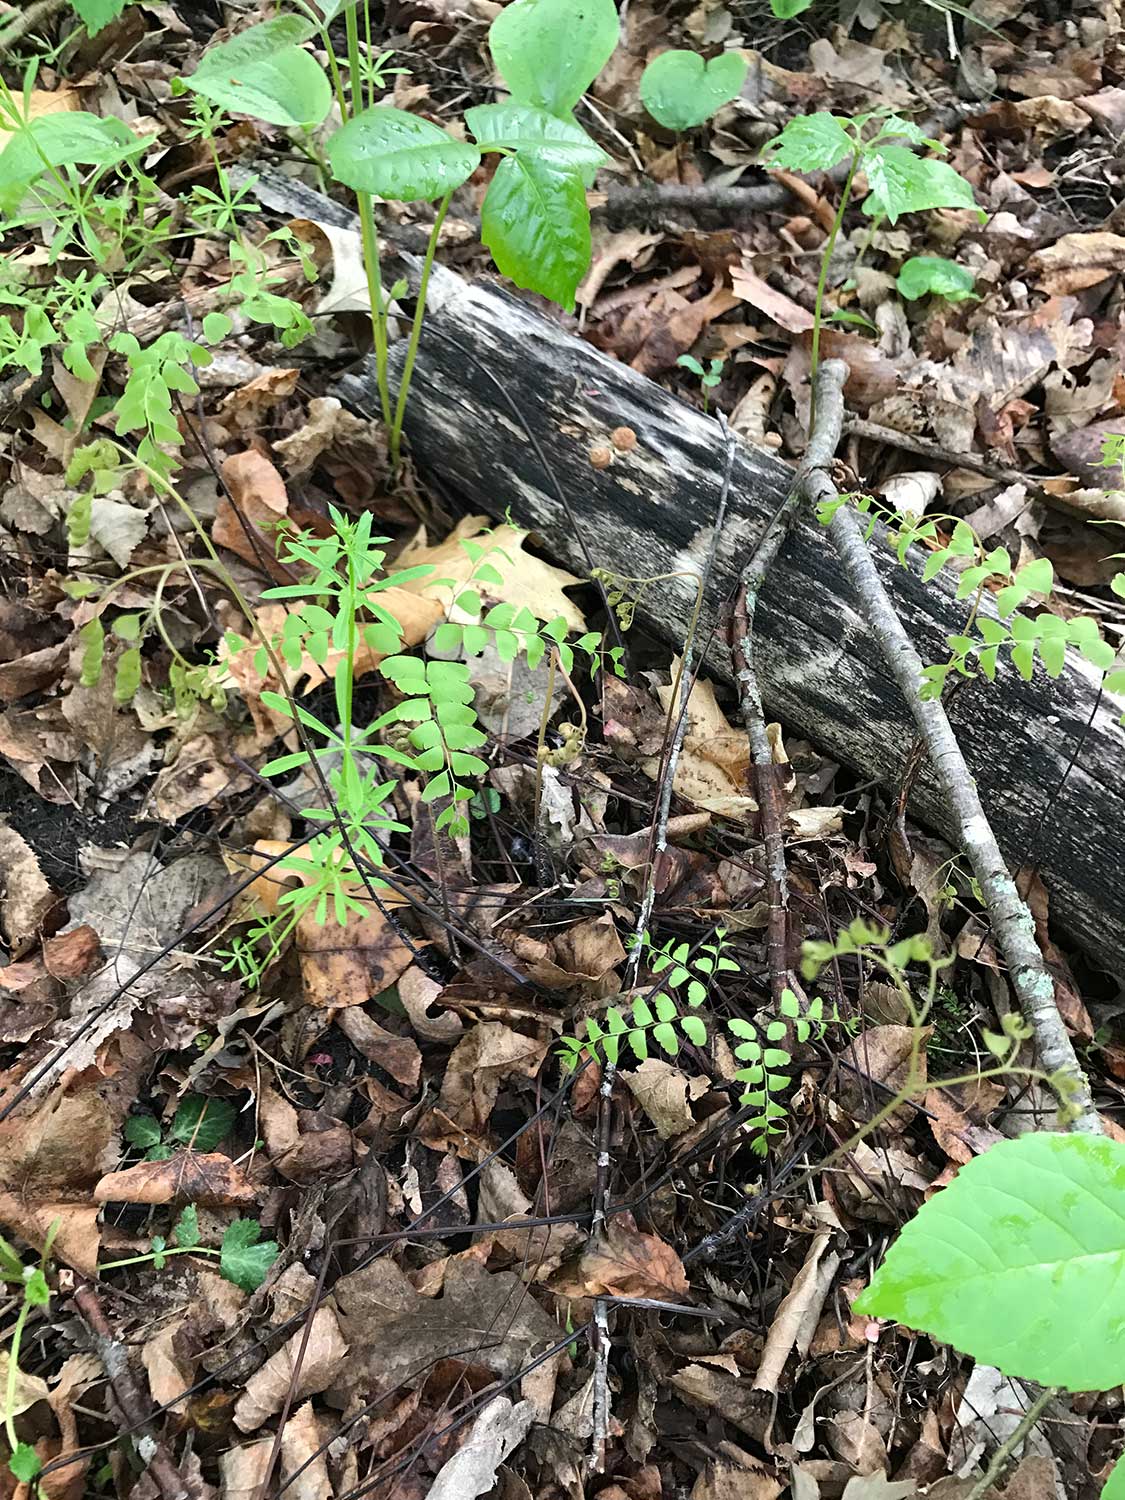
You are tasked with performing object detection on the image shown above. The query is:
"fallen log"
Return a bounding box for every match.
[250,169,1125,973]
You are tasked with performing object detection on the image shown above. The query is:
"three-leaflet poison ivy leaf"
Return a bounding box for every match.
[855,1134,1125,1392]
[329,108,482,202]
[639,50,748,131]
[480,148,592,311]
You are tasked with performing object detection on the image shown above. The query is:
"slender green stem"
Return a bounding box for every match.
[810,150,861,425]
[100,1246,220,1272]
[3,1297,30,1457]
[345,6,392,428]
[389,192,450,470]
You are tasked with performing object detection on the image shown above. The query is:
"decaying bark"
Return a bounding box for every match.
[247,169,1125,976]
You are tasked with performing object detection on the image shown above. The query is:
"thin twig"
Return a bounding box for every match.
[72,1284,187,1500]
[844,417,1055,505]
[0,0,66,52]
[965,1386,1057,1500]
[812,361,1102,1136]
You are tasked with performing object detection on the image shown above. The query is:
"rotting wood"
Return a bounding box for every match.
[246,168,1125,975]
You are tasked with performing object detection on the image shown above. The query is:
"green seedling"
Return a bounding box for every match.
[677,353,726,414]
[896,254,977,302]
[124,1094,236,1161]
[0,1224,56,1487]
[640,50,748,131]
[100,1208,279,1293]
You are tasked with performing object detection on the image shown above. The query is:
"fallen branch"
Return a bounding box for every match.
[813,360,1102,1136]
[73,1284,188,1500]
[844,416,1055,506]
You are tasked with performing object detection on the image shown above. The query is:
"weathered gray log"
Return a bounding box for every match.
[249,168,1125,973]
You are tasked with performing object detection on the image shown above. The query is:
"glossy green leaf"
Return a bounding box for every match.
[466,102,609,180]
[854,1133,1125,1391]
[489,0,619,116]
[70,0,130,35]
[184,18,331,130]
[862,145,978,224]
[329,106,480,201]
[220,1218,279,1293]
[639,50,748,131]
[764,112,855,173]
[170,1094,236,1151]
[896,255,976,302]
[480,148,590,310]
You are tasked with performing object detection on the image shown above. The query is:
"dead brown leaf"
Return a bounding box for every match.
[0,823,55,956]
[337,1004,422,1089]
[553,1211,689,1301]
[335,1257,560,1394]
[213,450,292,582]
[731,267,815,334]
[670,1364,769,1443]
[691,1462,783,1500]
[217,367,299,435]
[297,900,416,1008]
[94,1149,258,1208]
[623,1057,700,1139]
[836,1025,927,1129]
[1028,232,1125,294]
[0,1085,119,1273]
[279,1402,334,1500]
[234,1306,348,1432]
[436,1023,550,1136]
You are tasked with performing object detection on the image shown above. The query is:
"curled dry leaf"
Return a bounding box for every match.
[1027,232,1125,294]
[437,1022,550,1136]
[280,1401,334,1500]
[94,1149,258,1208]
[0,822,55,956]
[233,1306,348,1432]
[336,1005,422,1090]
[553,1211,689,1302]
[624,1057,701,1139]
[427,1396,535,1500]
[399,964,463,1043]
[395,516,586,631]
[213,450,292,583]
[0,1085,119,1274]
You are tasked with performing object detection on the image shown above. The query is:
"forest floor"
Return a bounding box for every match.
[0,1,1123,1499]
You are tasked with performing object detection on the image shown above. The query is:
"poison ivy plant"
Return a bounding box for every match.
[488,0,619,117]
[640,50,748,131]
[855,1133,1125,1394]
[896,255,977,302]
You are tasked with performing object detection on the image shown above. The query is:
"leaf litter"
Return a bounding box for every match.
[0,0,1121,1497]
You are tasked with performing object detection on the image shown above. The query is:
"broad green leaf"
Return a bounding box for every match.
[896,255,976,302]
[862,145,977,224]
[170,1094,236,1151]
[854,1134,1125,1391]
[9,1444,41,1484]
[70,0,130,34]
[0,113,143,213]
[124,1113,162,1149]
[1104,1456,1125,1500]
[329,106,480,201]
[489,0,619,116]
[220,1218,279,1293]
[480,148,590,311]
[639,50,748,131]
[770,0,814,14]
[184,18,331,130]
[466,102,608,181]
[764,113,855,173]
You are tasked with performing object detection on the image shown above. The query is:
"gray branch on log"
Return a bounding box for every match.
[247,167,1125,975]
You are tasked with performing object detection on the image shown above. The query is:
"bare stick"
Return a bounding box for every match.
[73,1284,188,1500]
[812,361,1101,1136]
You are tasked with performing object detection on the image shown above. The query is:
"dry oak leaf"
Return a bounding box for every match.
[234,1306,348,1432]
[297,901,416,1007]
[836,1025,928,1131]
[279,1401,334,1500]
[553,1211,689,1301]
[395,515,586,631]
[334,1258,559,1394]
[0,822,54,955]
[0,1085,119,1274]
[437,1022,550,1136]
[624,1057,700,1139]
[94,1149,258,1208]
[336,1005,422,1090]
[1028,232,1125,295]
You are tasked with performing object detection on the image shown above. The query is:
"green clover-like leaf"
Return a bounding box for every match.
[489,0,619,117]
[639,50,748,131]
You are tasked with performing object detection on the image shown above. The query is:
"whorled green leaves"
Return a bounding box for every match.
[489,0,619,117]
[854,1133,1125,1392]
[639,50,748,131]
[480,147,591,311]
[329,106,481,202]
[183,17,332,131]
